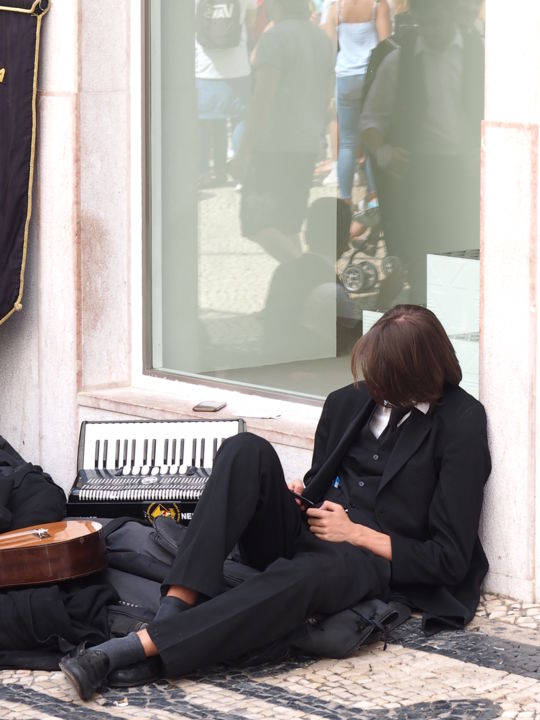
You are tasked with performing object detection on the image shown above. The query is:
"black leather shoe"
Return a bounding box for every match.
[59,649,110,701]
[108,656,165,688]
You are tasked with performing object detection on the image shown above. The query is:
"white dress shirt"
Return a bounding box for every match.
[370,401,430,439]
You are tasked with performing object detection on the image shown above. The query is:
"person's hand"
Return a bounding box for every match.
[306,500,355,542]
[287,479,304,494]
[287,479,307,510]
[375,145,410,180]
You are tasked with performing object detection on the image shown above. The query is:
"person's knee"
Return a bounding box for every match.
[213,432,284,491]
[217,432,278,467]
[221,432,271,453]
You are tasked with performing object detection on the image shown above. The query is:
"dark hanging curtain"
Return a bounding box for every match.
[0,0,50,326]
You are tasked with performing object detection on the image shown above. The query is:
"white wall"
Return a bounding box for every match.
[480,0,540,600]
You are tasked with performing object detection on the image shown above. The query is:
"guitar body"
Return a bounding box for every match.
[0,519,107,588]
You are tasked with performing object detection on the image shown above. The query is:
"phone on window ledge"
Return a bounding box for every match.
[192,400,227,412]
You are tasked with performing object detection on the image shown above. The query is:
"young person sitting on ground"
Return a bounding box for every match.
[60,304,491,701]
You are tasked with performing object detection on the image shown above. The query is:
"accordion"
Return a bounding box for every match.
[67,418,246,524]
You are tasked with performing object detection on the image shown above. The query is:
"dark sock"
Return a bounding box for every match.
[91,632,147,671]
[153,595,192,622]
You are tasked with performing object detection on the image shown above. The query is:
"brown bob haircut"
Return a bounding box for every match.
[351,305,462,407]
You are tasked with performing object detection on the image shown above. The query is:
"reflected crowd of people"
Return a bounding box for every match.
[195,0,486,359]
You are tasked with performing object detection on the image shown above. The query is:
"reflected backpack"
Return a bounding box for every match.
[196,0,242,49]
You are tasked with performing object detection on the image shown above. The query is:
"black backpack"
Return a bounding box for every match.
[0,435,66,532]
[196,0,242,50]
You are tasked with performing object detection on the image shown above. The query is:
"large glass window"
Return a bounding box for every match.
[147,0,485,400]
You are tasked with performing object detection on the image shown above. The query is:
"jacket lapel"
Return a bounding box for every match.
[306,396,375,500]
[377,408,432,494]
[335,399,376,459]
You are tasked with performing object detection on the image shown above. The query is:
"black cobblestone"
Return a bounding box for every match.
[0,683,117,720]
[390,618,540,679]
[0,682,503,720]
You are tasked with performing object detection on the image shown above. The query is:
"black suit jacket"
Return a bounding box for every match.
[302,382,491,633]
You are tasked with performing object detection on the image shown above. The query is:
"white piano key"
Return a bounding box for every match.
[201,437,214,469]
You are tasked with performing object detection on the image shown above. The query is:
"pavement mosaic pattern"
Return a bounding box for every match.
[0,593,539,719]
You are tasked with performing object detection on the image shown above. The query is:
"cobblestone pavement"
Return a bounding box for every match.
[1,594,539,719]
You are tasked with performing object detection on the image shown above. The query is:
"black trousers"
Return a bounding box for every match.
[148,433,390,676]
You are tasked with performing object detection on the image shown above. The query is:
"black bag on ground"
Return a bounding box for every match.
[0,435,66,531]
[290,598,411,659]
[101,516,192,636]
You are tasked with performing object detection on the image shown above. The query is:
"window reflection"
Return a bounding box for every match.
[359,0,484,305]
[149,0,485,398]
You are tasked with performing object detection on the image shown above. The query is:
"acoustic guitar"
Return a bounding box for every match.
[0,519,107,588]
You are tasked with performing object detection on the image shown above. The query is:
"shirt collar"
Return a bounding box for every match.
[382,400,430,414]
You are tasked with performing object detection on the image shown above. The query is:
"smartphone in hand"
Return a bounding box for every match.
[290,490,315,508]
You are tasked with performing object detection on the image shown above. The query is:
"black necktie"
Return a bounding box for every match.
[388,405,411,431]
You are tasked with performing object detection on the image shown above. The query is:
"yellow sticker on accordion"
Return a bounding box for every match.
[146,502,182,524]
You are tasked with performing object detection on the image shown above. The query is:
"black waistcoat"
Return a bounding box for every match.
[324,416,405,530]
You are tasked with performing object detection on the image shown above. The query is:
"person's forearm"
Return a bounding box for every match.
[350,523,392,561]
[376,0,392,41]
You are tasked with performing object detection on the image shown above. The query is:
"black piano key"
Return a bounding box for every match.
[115,440,120,468]
[122,440,128,467]
[191,438,197,466]
[130,439,136,466]
[102,440,108,468]
[212,437,218,460]
[94,440,100,469]
[163,439,169,465]
[171,439,177,464]
[151,439,156,466]
[143,439,148,465]
[199,438,205,467]
[179,439,184,465]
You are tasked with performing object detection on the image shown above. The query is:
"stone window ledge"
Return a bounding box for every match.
[77,386,321,451]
